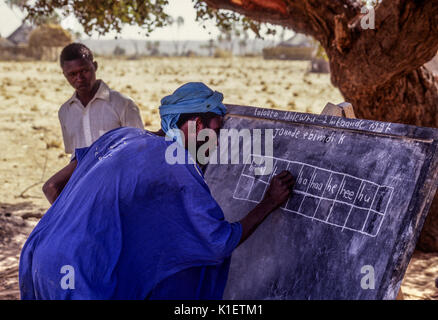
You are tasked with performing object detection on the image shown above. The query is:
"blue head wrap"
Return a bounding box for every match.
[159,82,227,144]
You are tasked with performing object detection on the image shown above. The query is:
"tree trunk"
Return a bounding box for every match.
[336,67,438,128]
[204,0,438,251]
[337,66,438,252]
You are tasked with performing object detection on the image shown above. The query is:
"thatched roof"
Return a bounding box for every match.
[7,23,34,45]
[28,24,72,48]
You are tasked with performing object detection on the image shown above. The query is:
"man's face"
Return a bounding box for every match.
[204,115,223,139]
[62,58,97,95]
[181,115,224,162]
[195,115,223,160]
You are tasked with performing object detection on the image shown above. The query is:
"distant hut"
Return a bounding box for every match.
[5,23,34,57]
[28,24,72,61]
[263,33,316,61]
[0,37,15,59]
[0,37,14,49]
[7,23,34,46]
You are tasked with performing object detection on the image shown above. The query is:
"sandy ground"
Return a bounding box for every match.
[0,57,436,300]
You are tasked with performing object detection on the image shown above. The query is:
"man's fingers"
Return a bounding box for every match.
[276,174,294,187]
[263,170,295,207]
[286,177,295,187]
[279,190,292,201]
[275,170,289,178]
[280,175,294,185]
[279,181,294,191]
[274,171,293,181]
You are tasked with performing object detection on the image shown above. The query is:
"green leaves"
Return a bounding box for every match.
[10,0,172,36]
[192,0,270,38]
[9,0,277,38]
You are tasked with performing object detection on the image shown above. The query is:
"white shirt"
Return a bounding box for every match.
[58,80,144,154]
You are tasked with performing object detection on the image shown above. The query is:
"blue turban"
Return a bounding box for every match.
[159,82,227,144]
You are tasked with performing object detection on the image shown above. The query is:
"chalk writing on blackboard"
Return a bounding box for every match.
[233,155,393,237]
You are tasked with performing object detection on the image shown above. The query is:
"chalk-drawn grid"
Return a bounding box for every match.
[233,155,393,237]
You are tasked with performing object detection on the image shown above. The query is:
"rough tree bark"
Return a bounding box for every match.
[205,0,438,251]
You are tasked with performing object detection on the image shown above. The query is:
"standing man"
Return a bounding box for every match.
[42,43,144,203]
[58,43,144,155]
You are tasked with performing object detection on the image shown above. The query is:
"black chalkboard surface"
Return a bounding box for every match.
[204,105,438,300]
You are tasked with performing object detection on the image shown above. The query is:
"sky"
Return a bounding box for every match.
[0,0,22,38]
[0,0,293,41]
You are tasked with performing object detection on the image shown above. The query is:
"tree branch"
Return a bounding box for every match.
[203,0,360,45]
[204,0,438,90]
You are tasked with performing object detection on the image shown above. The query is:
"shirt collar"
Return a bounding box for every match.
[68,80,110,105]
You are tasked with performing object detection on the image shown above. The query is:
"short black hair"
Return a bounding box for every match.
[60,43,94,67]
[176,112,222,128]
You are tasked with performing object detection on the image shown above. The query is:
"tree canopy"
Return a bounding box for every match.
[7,0,271,37]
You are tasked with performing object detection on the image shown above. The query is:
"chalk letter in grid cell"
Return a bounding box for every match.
[344,207,369,231]
[294,165,315,192]
[242,155,263,177]
[248,179,268,202]
[252,156,274,178]
[354,182,378,209]
[271,159,289,177]
[255,157,284,183]
[285,162,303,182]
[337,176,362,204]
[307,169,331,197]
[322,172,343,200]
[371,186,393,214]
[285,193,305,213]
[327,202,351,227]
[313,199,334,221]
[233,175,254,200]
[363,211,384,236]
[299,196,320,217]
[252,155,274,177]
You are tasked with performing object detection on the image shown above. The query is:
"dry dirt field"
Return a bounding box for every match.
[0,57,436,300]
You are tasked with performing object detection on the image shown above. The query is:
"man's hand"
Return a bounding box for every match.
[42,159,77,204]
[238,170,295,246]
[262,170,295,210]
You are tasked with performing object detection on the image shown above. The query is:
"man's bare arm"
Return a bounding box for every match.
[238,171,294,246]
[42,159,77,204]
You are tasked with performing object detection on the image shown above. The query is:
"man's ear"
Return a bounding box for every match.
[93,61,98,72]
[195,117,204,134]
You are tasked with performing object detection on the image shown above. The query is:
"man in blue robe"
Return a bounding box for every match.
[19,82,294,300]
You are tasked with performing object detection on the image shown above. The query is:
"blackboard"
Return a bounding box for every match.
[203,104,438,300]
